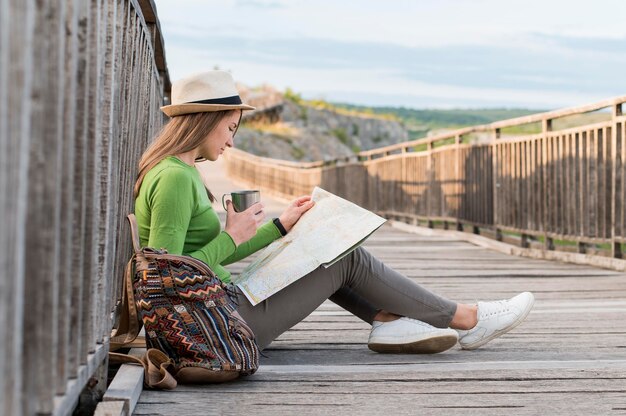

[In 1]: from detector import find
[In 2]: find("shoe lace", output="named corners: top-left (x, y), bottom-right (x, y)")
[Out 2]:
top-left (479, 299), bottom-right (510, 319)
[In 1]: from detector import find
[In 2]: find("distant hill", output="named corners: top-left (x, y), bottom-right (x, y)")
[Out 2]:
top-left (330, 103), bottom-right (545, 140)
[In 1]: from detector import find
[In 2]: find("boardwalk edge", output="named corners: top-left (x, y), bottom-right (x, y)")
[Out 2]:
top-left (103, 348), bottom-right (146, 415)
top-left (389, 221), bottom-right (626, 273)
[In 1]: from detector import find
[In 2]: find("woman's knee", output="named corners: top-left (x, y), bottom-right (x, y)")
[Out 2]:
top-left (352, 246), bottom-right (376, 268)
top-left (342, 246), bottom-right (377, 284)
top-left (350, 246), bottom-right (370, 262)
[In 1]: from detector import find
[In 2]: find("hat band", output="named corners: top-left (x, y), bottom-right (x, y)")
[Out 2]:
top-left (187, 95), bottom-right (243, 105)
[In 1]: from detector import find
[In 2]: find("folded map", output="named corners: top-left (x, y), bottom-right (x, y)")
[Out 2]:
top-left (232, 187), bottom-right (386, 305)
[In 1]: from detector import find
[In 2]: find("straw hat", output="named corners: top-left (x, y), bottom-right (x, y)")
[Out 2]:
top-left (160, 71), bottom-right (255, 117)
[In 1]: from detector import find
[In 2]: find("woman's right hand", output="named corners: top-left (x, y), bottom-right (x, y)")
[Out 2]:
top-left (224, 201), bottom-right (265, 245)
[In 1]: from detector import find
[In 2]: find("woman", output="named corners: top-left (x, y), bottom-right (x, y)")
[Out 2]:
top-left (134, 71), bottom-right (534, 354)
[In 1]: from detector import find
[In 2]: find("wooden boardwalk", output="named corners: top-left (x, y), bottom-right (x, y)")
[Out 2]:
top-left (133, 159), bottom-right (626, 415)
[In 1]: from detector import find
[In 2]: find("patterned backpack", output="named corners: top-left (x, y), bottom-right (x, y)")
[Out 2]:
top-left (110, 214), bottom-right (259, 389)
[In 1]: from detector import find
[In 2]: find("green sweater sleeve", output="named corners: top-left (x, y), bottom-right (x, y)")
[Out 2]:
top-left (221, 221), bottom-right (282, 266)
top-left (147, 167), bottom-right (237, 268)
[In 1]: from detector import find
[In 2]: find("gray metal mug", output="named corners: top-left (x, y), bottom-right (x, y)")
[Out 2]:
top-left (222, 190), bottom-right (260, 212)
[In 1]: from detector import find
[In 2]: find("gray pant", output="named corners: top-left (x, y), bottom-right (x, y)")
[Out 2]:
top-left (236, 246), bottom-right (457, 350)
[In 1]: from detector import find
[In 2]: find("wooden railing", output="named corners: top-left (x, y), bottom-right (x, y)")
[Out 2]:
top-left (225, 96), bottom-right (626, 263)
top-left (1, 0), bottom-right (169, 414)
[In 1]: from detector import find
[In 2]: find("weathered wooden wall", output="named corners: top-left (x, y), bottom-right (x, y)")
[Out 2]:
top-left (225, 97), bottom-right (626, 264)
top-left (0, 0), bottom-right (169, 414)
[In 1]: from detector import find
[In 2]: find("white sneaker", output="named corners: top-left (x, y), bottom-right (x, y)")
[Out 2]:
top-left (457, 292), bottom-right (535, 350)
top-left (368, 317), bottom-right (459, 354)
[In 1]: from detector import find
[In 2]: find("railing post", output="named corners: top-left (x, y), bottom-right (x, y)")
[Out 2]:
top-left (493, 128), bottom-right (503, 241)
top-left (542, 118), bottom-right (555, 250)
top-left (455, 134), bottom-right (463, 232)
top-left (520, 234), bottom-right (529, 248)
top-left (611, 103), bottom-right (623, 258)
top-left (427, 141), bottom-right (434, 228)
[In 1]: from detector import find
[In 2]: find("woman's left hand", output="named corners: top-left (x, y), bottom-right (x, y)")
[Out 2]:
top-left (278, 195), bottom-right (315, 233)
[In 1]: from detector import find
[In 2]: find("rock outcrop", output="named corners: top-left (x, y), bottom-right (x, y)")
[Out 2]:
top-left (236, 86), bottom-right (408, 162)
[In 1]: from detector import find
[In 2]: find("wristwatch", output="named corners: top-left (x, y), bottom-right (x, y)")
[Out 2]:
top-left (272, 217), bottom-right (288, 236)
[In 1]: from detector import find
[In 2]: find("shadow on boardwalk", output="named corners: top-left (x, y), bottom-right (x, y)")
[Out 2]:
top-left (135, 159), bottom-right (626, 415)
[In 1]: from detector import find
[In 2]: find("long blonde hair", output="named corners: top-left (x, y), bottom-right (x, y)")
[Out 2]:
top-left (134, 110), bottom-right (241, 200)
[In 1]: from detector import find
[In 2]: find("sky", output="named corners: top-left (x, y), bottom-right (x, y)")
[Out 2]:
top-left (153, 0), bottom-right (626, 110)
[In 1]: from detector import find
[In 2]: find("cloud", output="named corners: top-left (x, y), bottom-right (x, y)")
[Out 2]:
top-left (165, 43), bottom-right (613, 110)
top-left (165, 32), bottom-right (624, 94)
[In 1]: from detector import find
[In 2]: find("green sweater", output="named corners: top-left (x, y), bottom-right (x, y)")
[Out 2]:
top-left (134, 156), bottom-right (282, 283)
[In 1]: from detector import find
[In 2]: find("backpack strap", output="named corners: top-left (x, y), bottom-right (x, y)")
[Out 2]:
top-left (109, 215), bottom-right (143, 350)
top-left (110, 254), bottom-right (141, 349)
top-left (109, 348), bottom-right (177, 390)
top-left (127, 213), bottom-right (142, 254)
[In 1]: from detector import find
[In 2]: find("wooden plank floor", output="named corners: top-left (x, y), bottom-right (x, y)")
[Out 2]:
top-left (134, 160), bottom-right (626, 415)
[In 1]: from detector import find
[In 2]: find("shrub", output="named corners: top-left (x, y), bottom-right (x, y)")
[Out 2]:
top-left (331, 128), bottom-right (349, 145)
top-left (291, 145), bottom-right (306, 160)
top-left (284, 87), bottom-right (303, 104)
